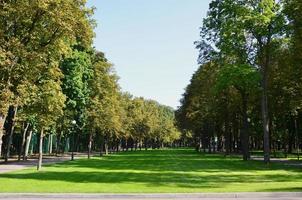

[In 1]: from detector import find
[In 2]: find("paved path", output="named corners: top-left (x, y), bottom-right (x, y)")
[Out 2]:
top-left (0, 155), bottom-right (83, 173)
top-left (0, 193), bottom-right (301, 200)
top-left (251, 156), bottom-right (302, 167)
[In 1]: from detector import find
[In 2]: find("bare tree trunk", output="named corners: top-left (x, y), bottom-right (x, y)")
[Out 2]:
top-left (37, 128), bottom-right (44, 171)
top-left (0, 114), bottom-right (6, 158)
top-left (49, 134), bottom-right (53, 154)
top-left (5, 106), bottom-right (18, 162)
top-left (19, 123), bottom-right (29, 161)
top-left (24, 129), bottom-right (32, 160)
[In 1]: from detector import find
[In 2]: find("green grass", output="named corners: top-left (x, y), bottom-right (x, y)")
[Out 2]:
top-left (0, 148), bottom-right (301, 193)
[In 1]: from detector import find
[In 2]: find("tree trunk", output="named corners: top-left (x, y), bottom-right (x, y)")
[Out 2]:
top-left (225, 113), bottom-right (231, 156)
top-left (88, 133), bottom-right (92, 159)
top-left (0, 114), bottom-right (6, 158)
top-left (56, 131), bottom-right (62, 155)
top-left (260, 37), bottom-right (271, 164)
top-left (144, 138), bottom-right (148, 151)
top-left (104, 134), bottom-right (109, 156)
top-left (37, 128), bottom-right (44, 171)
top-left (5, 106), bottom-right (18, 162)
top-left (19, 123), bottom-right (29, 161)
top-left (241, 92), bottom-right (250, 161)
top-left (100, 134), bottom-right (104, 156)
top-left (49, 134), bottom-right (53, 154)
top-left (24, 129), bottom-right (32, 160)
top-left (116, 139), bottom-right (120, 152)
top-left (294, 118), bottom-right (300, 160)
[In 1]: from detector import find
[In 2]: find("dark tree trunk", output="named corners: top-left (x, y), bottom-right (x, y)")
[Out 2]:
top-left (116, 139), bottom-right (120, 152)
top-left (225, 113), bottom-right (231, 156)
top-left (144, 138), bottom-right (148, 150)
top-left (100, 134), bottom-right (104, 156)
top-left (56, 131), bottom-right (62, 156)
top-left (5, 106), bottom-right (18, 162)
top-left (240, 92), bottom-right (250, 161)
top-left (260, 37), bottom-right (271, 164)
top-left (294, 118), bottom-right (300, 160)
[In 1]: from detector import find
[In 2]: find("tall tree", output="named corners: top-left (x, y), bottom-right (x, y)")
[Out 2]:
top-left (196, 0), bottom-right (285, 163)
top-left (0, 0), bottom-right (93, 159)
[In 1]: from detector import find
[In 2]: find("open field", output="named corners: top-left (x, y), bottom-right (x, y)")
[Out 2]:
top-left (0, 149), bottom-right (301, 193)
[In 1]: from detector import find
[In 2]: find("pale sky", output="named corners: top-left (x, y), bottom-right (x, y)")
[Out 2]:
top-left (87, 0), bottom-right (211, 108)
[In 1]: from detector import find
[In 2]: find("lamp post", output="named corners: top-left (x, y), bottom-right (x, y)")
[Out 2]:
top-left (71, 120), bottom-right (76, 161)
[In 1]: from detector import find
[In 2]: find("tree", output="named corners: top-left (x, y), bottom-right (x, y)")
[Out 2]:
top-left (0, 0), bottom-right (94, 159)
top-left (28, 65), bottom-right (66, 170)
top-left (86, 52), bottom-right (121, 155)
top-left (195, 0), bottom-right (285, 163)
top-left (215, 64), bottom-right (260, 160)
top-left (60, 46), bottom-right (93, 159)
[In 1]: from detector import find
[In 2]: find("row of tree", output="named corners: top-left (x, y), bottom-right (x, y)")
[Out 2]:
top-left (176, 0), bottom-right (302, 162)
top-left (0, 0), bottom-right (180, 170)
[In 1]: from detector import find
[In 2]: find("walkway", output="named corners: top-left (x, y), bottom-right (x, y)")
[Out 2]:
top-left (0, 193), bottom-right (301, 200)
top-left (0, 154), bottom-right (83, 173)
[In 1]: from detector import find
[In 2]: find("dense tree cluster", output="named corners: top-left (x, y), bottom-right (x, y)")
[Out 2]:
top-left (177, 0), bottom-right (302, 162)
top-left (0, 0), bottom-right (180, 170)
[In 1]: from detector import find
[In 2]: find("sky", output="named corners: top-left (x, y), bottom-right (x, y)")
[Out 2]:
top-left (87, 0), bottom-right (211, 109)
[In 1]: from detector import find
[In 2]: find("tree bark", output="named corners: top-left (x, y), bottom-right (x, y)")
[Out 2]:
top-left (0, 114), bottom-right (6, 158)
top-left (240, 92), bottom-right (250, 161)
top-left (294, 118), bottom-right (300, 160)
top-left (19, 123), bottom-right (29, 161)
top-left (5, 106), bottom-right (18, 162)
top-left (56, 131), bottom-right (63, 155)
top-left (225, 113), bottom-right (231, 156)
top-left (49, 134), bottom-right (53, 154)
top-left (37, 128), bottom-right (44, 171)
top-left (260, 35), bottom-right (271, 164)
top-left (24, 129), bottom-right (32, 160)
top-left (104, 135), bottom-right (109, 156)
top-left (100, 134), bottom-right (104, 156)
top-left (88, 133), bottom-right (92, 159)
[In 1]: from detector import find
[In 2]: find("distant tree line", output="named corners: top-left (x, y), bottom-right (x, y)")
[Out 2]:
top-left (0, 0), bottom-right (180, 170)
top-left (176, 0), bottom-right (302, 162)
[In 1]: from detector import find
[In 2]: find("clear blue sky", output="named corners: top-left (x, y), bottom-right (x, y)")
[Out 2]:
top-left (87, 0), bottom-right (211, 108)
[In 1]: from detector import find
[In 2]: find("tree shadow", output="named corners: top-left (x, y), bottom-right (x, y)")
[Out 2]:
top-left (0, 149), bottom-right (301, 192)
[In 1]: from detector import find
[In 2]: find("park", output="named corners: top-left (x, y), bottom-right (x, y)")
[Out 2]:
top-left (0, 0), bottom-right (302, 199)
top-left (0, 149), bottom-right (302, 193)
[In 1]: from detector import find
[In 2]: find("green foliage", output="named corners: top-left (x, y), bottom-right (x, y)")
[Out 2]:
top-left (179, 0), bottom-right (302, 160)
top-left (215, 64), bottom-right (261, 94)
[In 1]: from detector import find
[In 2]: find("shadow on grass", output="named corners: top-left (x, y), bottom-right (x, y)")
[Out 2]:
top-left (0, 149), bottom-right (301, 191)
top-left (53, 149), bottom-right (302, 173)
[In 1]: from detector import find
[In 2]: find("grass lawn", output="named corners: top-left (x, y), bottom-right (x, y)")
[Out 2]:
top-left (0, 148), bottom-right (301, 193)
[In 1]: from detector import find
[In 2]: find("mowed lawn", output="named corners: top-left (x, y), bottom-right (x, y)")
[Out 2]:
top-left (0, 149), bottom-right (301, 193)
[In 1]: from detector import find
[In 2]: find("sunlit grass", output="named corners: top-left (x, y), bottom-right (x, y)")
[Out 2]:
top-left (0, 149), bottom-right (301, 193)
